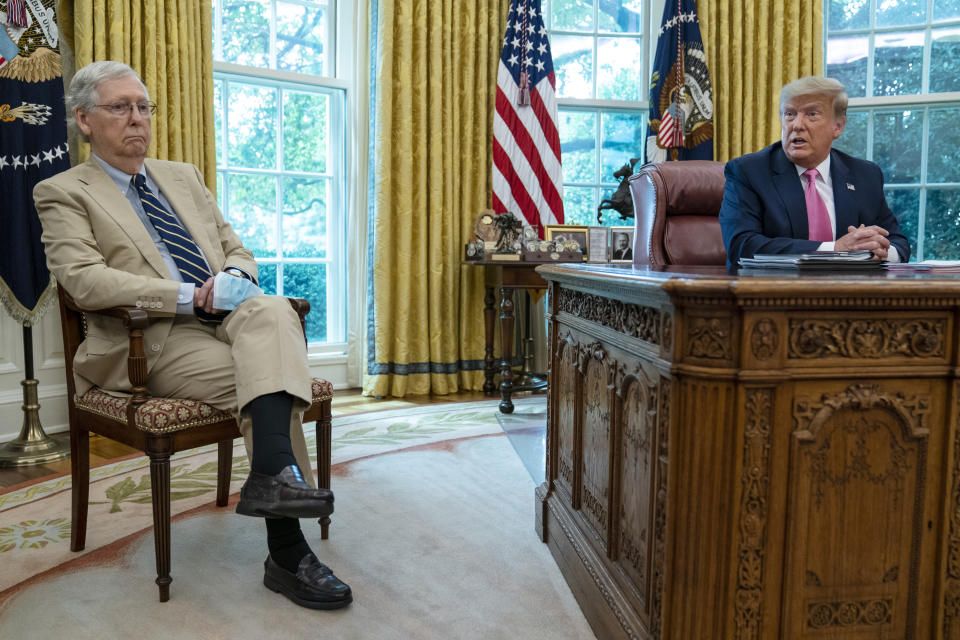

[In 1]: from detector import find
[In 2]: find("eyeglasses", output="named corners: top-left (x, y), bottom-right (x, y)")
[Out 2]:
top-left (95, 102), bottom-right (158, 118)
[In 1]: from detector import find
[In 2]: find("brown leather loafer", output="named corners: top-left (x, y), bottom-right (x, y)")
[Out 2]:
top-left (263, 553), bottom-right (353, 609)
top-left (236, 465), bottom-right (334, 519)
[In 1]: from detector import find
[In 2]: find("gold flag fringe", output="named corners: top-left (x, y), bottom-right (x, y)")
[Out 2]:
top-left (0, 48), bottom-right (63, 82)
top-left (0, 279), bottom-right (56, 327)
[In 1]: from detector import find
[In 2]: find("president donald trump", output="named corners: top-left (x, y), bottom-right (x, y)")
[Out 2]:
top-left (34, 61), bottom-right (351, 609)
top-left (719, 76), bottom-right (910, 265)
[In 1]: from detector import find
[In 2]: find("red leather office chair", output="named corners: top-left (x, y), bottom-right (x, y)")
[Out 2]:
top-left (628, 160), bottom-right (728, 266)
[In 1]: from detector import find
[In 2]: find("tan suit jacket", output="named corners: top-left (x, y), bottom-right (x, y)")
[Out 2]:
top-left (34, 157), bottom-right (257, 396)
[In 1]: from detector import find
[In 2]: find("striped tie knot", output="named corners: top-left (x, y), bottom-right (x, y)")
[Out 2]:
top-left (132, 174), bottom-right (213, 288)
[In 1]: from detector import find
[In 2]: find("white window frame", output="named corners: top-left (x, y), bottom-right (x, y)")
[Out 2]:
top-left (212, 0), bottom-right (355, 362)
top-left (825, 0), bottom-right (960, 260)
top-left (547, 0), bottom-right (657, 225)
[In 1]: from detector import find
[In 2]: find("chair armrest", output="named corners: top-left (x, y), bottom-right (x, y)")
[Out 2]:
top-left (286, 297), bottom-right (311, 343)
top-left (59, 288), bottom-right (153, 406)
top-left (59, 288), bottom-right (153, 330)
top-left (286, 297), bottom-right (310, 320)
top-left (61, 290), bottom-right (313, 402)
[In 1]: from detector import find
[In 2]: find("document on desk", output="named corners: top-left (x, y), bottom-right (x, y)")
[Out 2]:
top-left (887, 259), bottom-right (960, 273)
top-left (740, 251), bottom-right (884, 270)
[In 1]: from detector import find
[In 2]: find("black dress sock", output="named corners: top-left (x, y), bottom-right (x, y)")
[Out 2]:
top-left (266, 517), bottom-right (313, 573)
top-left (248, 391), bottom-right (298, 475)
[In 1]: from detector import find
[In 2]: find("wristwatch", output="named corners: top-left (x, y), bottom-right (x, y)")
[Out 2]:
top-left (223, 267), bottom-right (247, 279)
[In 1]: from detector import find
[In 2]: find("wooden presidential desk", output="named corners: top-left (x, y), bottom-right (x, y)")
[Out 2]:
top-left (535, 263), bottom-right (960, 640)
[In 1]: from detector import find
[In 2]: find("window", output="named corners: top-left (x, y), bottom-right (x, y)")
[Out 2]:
top-left (212, 0), bottom-right (347, 345)
top-left (826, 0), bottom-right (960, 260)
top-left (546, 0), bottom-right (649, 226)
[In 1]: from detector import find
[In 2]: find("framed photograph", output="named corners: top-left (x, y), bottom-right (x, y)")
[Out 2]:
top-left (544, 225), bottom-right (589, 261)
top-left (610, 226), bottom-right (635, 263)
top-left (586, 226), bottom-right (610, 263)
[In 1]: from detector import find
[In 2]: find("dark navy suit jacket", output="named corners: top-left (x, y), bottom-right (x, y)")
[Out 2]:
top-left (718, 142), bottom-right (910, 265)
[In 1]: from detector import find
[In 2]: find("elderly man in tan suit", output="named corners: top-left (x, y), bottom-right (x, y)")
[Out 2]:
top-left (34, 61), bottom-right (351, 610)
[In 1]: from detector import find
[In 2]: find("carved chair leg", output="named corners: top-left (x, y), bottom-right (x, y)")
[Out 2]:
top-left (70, 425), bottom-right (90, 552)
top-left (216, 439), bottom-right (233, 507)
top-left (147, 435), bottom-right (173, 602)
top-left (316, 399), bottom-right (332, 540)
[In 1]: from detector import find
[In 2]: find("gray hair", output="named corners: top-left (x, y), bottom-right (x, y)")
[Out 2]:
top-left (66, 61), bottom-right (150, 141)
top-left (780, 76), bottom-right (848, 120)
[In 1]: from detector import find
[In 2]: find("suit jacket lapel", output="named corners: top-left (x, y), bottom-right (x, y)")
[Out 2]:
top-left (830, 151), bottom-right (855, 235)
top-left (770, 144), bottom-right (809, 239)
top-left (145, 159), bottom-right (221, 274)
top-left (76, 158), bottom-right (170, 278)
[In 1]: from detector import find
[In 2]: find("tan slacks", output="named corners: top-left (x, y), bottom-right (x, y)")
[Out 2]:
top-left (145, 295), bottom-right (315, 483)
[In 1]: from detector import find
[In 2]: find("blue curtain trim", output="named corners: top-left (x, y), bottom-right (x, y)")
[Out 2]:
top-left (367, 356), bottom-right (523, 376)
top-left (365, 0), bottom-right (380, 369)
top-left (367, 358), bottom-right (522, 376)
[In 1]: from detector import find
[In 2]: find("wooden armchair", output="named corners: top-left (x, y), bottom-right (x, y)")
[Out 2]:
top-left (56, 286), bottom-right (333, 602)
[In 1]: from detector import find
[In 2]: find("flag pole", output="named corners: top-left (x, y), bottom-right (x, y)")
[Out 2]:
top-left (0, 325), bottom-right (70, 467)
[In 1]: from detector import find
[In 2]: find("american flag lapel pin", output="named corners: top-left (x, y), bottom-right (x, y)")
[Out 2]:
top-left (846, 183), bottom-right (855, 191)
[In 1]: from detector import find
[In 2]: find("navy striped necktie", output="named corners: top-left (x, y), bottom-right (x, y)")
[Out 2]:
top-left (133, 174), bottom-right (224, 325)
top-left (133, 174), bottom-right (212, 287)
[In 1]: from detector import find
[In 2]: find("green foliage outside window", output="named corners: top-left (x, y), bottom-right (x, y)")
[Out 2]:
top-left (827, 0), bottom-right (960, 260)
top-left (213, 0), bottom-right (342, 344)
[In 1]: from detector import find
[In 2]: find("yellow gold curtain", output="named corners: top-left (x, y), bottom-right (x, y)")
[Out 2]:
top-left (59, 0), bottom-right (215, 190)
top-left (363, 0), bottom-right (505, 397)
top-left (698, 0), bottom-right (823, 162)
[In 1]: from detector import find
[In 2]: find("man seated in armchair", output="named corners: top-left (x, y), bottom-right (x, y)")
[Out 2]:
top-left (34, 61), bottom-right (351, 610)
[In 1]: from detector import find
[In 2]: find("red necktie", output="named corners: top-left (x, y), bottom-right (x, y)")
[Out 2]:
top-left (803, 169), bottom-right (833, 242)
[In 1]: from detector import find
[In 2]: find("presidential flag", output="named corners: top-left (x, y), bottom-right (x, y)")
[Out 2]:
top-left (492, 0), bottom-right (563, 235)
top-left (646, 0), bottom-right (714, 162)
top-left (0, 0), bottom-right (68, 324)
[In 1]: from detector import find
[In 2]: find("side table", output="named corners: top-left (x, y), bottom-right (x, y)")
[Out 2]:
top-left (468, 261), bottom-right (547, 413)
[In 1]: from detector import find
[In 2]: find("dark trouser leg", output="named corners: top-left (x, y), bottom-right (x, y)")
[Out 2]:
top-left (266, 517), bottom-right (312, 572)
top-left (247, 391), bottom-right (297, 475)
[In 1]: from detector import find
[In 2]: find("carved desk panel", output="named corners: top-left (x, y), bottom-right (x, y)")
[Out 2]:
top-left (535, 264), bottom-right (960, 640)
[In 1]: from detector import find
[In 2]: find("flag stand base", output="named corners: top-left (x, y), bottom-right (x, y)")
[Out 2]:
top-left (0, 326), bottom-right (70, 467)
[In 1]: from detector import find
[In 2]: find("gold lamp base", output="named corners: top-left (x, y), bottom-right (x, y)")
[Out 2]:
top-left (0, 379), bottom-right (70, 468)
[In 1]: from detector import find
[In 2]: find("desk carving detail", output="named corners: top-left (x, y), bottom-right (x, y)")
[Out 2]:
top-left (688, 317), bottom-right (733, 360)
top-left (617, 366), bottom-right (658, 604)
top-left (750, 319), bottom-right (778, 360)
top-left (788, 318), bottom-right (944, 359)
top-left (555, 336), bottom-right (579, 496)
top-left (807, 599), bottom-right (894, 629)
top-left (735, 388), bottom-right (774, 639)
top-left (650, 379), bottom-right (670, 639)
top-left (557, 289), bottom-right (662, 344)
top-left (945, 396), bottom-right (960, 637)
top-left (790, 383), bottom-right (928, 637)
top-left (582, 348), bottom-right (612, 542)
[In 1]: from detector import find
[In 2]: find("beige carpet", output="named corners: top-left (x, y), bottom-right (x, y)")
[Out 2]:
top-left (0, 399), bottom-right (596, 639)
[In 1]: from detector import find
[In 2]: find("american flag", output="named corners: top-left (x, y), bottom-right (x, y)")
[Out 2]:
top-left (492, 0), bottom-right (563, 234)
top-left (657, 104), bottom-right (683, 148)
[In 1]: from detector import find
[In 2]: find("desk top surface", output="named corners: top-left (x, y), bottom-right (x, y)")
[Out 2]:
top-left (535, 263), bottom-right (960, 299)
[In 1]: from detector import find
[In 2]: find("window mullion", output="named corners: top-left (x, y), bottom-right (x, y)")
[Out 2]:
top-left (270, 0), bottom-right (278, 70)
top-left (275, 88), bottom-right (284, 296)
top-left (917, 106), bottom-right (931, 261)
